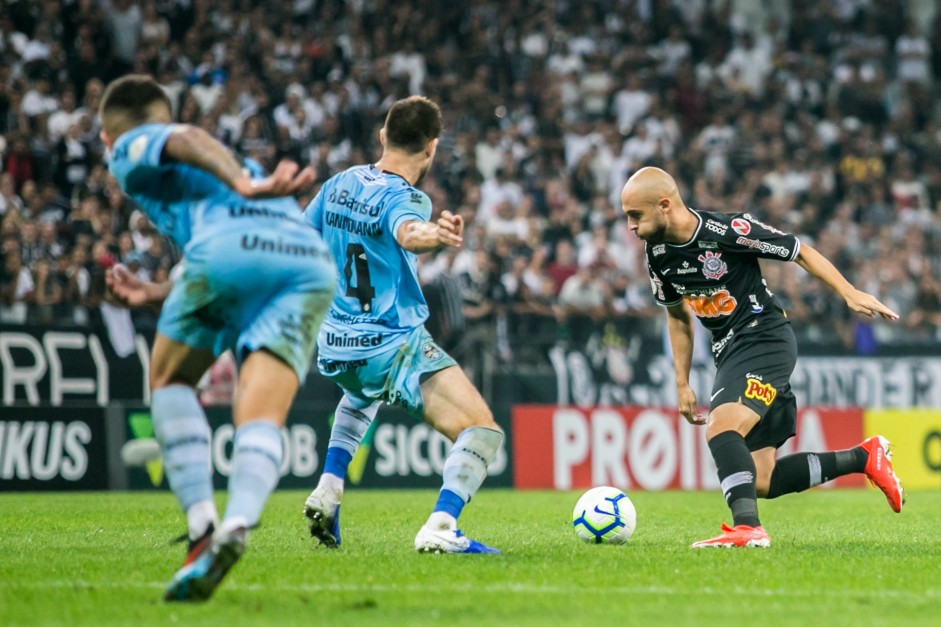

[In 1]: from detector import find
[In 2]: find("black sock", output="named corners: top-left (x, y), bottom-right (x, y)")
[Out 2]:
top-left (709, 430), bottom-right (760, 527)
top-left (766, 447), bottom-right (868, 499)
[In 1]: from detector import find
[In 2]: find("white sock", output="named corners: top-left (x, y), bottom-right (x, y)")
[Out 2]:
top-left (440, 427), bottom-right (504, 502)
top-left (222, 420), bottom-right (283, 529)
top-left (187, 499), bottom-right (218, 540)
top-left (316, 472), bottom-right (345, 501)
top-left (426, 511), bottom-right (457, 531)
top-left (152, 385), bottom-right (214, 519)
top-left (328, 396), bottom-right (379, 455)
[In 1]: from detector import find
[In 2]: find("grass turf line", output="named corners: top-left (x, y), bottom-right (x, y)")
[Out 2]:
top-left (0, 489), bottom-right (938, 626)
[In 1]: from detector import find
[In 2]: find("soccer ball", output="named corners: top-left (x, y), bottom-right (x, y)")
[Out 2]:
top-left (572, 486), bottom-right (636, 544)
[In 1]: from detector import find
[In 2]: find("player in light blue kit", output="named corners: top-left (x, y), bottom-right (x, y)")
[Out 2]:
top-left (302, 96), bottom-right (504, 554)
top-left (100, 75), bottom-right (336, 600)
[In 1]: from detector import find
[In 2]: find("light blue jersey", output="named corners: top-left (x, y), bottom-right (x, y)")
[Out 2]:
top-left (304, 165), bottom-right (433, 360)
top-left (108, 122), bottom-right (335, 381)
top-left (109, 123), bottom-right (305, 249)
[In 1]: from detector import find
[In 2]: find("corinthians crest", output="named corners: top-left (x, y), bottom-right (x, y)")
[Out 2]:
top-left (698, 251), bottom-right (728, 280)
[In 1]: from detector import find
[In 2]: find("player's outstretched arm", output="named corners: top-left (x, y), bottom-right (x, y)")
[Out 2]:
top-left (396, 209), bottom-right (464, 254)
top-left (795, 243), bottom-right (899, 320)
top-left (666, 302), bottom-right (704, 425)
top-left (163, 126), bottom-right (315, 199)
top-left (106, 263), bottom-right (171, 308)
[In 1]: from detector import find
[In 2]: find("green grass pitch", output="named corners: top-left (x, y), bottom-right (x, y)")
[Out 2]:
top-left (1, 489), bottom-right (939, 626)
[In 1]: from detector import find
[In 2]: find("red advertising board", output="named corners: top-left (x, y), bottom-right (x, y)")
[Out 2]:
top-left (512, 405), bottom-right (864, 490)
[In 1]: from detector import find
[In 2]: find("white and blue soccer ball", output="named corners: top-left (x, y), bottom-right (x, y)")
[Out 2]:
top-left (572, 486), bottom-right (636, 544)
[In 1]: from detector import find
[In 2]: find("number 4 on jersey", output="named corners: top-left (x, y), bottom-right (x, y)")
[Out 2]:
top-left (344, 243), bottom-right (375, 312)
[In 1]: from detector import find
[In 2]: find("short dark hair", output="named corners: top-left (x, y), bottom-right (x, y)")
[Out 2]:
top-left (99, 74), bottom-right (171, 130)
top-left (384, 96), bottom-right (442, 154)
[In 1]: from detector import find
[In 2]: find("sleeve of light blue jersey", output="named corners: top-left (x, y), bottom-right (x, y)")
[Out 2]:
top-left (109, 123), bottom-right (178, 194)
top-left (303, 184), bottom-right (327, 233)
top-left (386, 189), bottom-right (433, 240)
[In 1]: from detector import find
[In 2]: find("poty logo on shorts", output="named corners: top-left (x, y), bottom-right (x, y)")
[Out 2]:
top-left (744, 378), bottom-right (777, 406)
top-left (731, 218), bottom-right (751, 236)
top-left (697, 251), bottom-right (728, 280)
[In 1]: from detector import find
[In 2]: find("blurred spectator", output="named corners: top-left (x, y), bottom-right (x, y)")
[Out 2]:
top-left (31, 257), bottom-right (61, 324)
top-left (0, 249), bottom-right (33, 323)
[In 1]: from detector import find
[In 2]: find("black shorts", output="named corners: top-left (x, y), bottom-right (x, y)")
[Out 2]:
top-left (710, 323), bottom-right (798, 451)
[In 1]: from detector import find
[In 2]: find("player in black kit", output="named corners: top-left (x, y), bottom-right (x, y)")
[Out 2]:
top-left (622, 167), bottom-right (904, 548)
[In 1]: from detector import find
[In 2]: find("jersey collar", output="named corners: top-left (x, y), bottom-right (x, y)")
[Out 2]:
top-left (372, 164), bottom-right (409, 185)
top-left (667, 207), bottom-right (702, 248)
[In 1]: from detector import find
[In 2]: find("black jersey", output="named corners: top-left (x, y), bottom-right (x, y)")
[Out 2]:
top-left (645, 209), bottom-right (801, 357)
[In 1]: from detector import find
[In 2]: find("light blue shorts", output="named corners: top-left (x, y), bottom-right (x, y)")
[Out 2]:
top-left (157, 227), bottom-right (336, 382)
top-left (317, 326), bottom-right (457, 418)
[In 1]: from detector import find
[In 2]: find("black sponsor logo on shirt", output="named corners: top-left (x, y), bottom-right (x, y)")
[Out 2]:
top-left (327, 188), bottom-right (383, 216)
top-left (325, 211), bottom-right (383, 236)
top-left (229, 206), bottom-right (295, 221)
top-left (241, 235), bottom-right (331, 261)
top-left (319, 358), bottom-right (368, 374)
top-left (324, 332), bottom-right (384, 348)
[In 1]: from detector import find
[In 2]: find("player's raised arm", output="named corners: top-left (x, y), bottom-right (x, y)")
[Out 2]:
top-left (794, 242), bottom-right (899, 320)
top-left (665, 301), bottom-right (704, 425)
top-left (396, 209), bottom-right (464, 254)
top-left (163, 126), bottom-right (315, 199)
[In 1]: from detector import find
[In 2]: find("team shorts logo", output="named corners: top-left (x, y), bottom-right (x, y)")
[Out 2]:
top-left (684, 289), bottom-right (737, 318)
top-left (698, 251), bottom-right (728, 280)
top-left (744, 378), bottom-right (777, 406)
top-left (731, 218), bottom-right (751, 236)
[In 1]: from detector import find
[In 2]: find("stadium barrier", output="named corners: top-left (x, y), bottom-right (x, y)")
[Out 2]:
top-left (511, 405), bottom-right (866, 490)
top-left (4, 401), bottom-right (938, 492)
top-left (0, 403), bottom-right (514, 492)
top-left (3, 323), bottom-right (939, 491)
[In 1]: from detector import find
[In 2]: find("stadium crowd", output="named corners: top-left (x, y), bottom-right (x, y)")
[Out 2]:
top-left (2, 0), bottom-right (941, 367)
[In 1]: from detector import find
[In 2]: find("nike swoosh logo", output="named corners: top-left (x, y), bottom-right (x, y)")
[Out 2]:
top-left (710, 388), bottom-right (725, 402)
